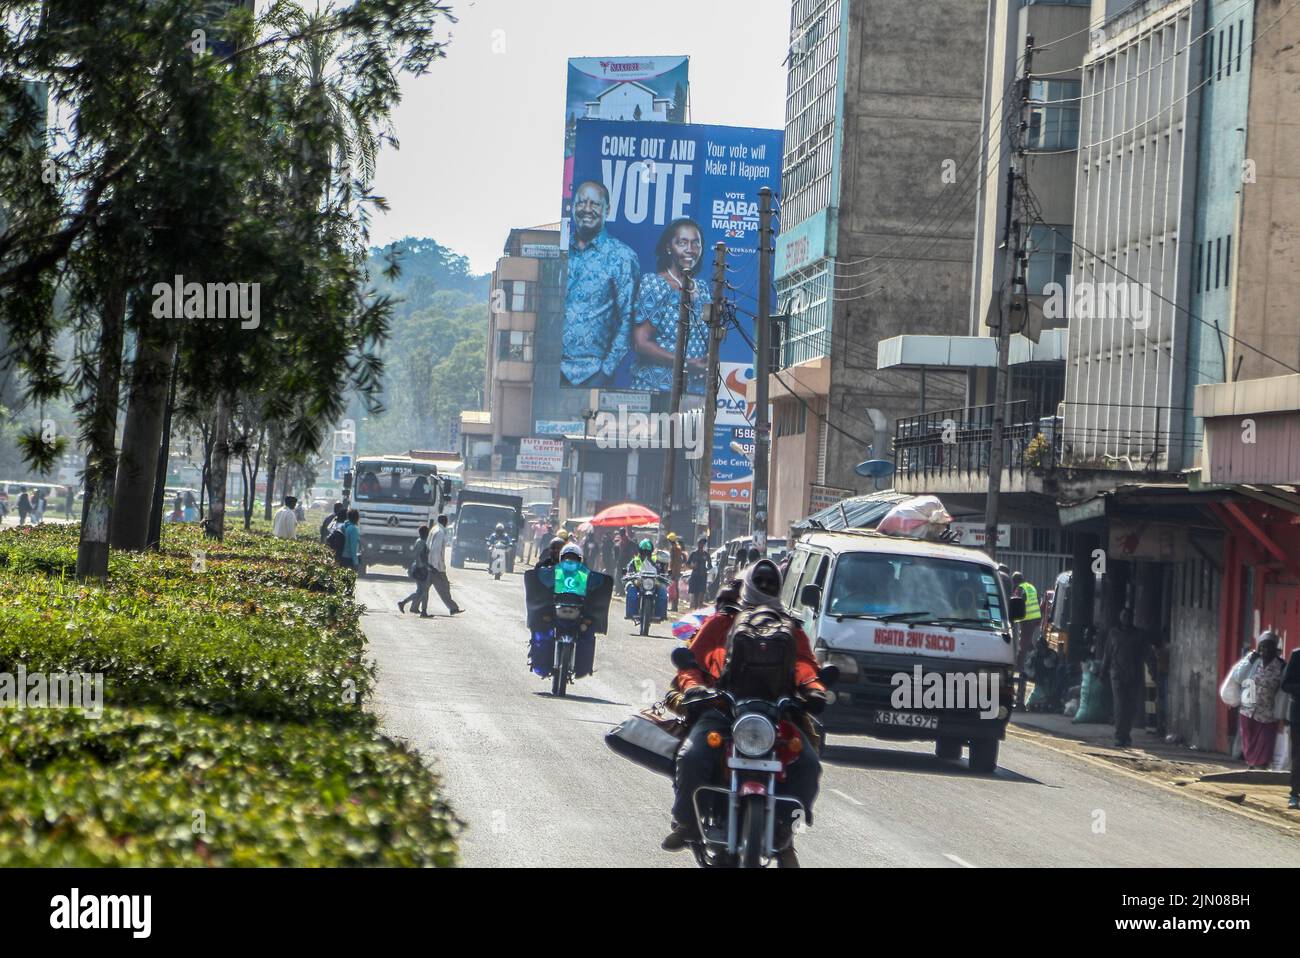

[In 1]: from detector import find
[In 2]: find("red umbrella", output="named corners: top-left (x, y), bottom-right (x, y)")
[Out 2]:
top-left (590, 503), bottom-right (661, 528)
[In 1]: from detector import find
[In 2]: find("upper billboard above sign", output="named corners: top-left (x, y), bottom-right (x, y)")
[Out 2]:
top-left (562, 56), bottom-right (690, 222)
top-left (560, 119), bottom-right (783, 395)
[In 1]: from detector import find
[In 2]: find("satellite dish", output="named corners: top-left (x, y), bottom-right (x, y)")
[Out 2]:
top-left (855, 460), bottom-right (895, 479)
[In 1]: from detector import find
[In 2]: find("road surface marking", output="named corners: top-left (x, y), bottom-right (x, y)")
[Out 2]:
top-left (944, 853), bottom-right (976, 868)
top-left (830, 788), bottom-right (864, 806)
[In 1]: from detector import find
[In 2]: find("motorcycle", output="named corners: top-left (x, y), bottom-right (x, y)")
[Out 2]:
top-left (523, 565), bottom-right (614, 699)
top-left (625, 566), bottom-right (668, 636)
top-left (487, 536), bottom-right (512, 580)
top-left (669, 646), bottom-right (838, 869)
top-left (547, 596), bottom-right (585, 697)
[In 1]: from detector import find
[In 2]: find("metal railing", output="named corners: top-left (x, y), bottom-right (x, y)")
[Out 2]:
top-left (893, 401), bottom-right (1049, 485)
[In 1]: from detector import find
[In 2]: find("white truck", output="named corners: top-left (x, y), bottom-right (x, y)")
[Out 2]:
top-left (350, 455), bottom-right (452, 577)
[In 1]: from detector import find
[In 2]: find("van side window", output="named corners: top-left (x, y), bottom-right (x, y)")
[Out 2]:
top-left (793, 553), bottom-right (827, 609)
top-left (782, 550), bottom-right (809, 607)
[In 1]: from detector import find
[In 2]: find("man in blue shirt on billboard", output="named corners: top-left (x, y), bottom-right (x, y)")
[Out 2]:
top-left (563, 180), bottom-right (639, 387)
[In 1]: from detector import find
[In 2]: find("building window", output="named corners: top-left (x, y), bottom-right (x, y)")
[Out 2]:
top-left (504, 280), bottom-right (528, 312)
top-left (776, 400), bottom-right (808, 438)
top-left (497, 330), bottom-right (533, 363)
top-left (1027, 80), bottom-right (1081, 151)
top-left (1026, 225), bottom-right (1073, 295)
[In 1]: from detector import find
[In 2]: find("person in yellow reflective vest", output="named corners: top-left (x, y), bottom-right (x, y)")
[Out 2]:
top-left (1012, 571), bottom-right (1041, 708)
top-left (625, 538), bottom-right (667, 623)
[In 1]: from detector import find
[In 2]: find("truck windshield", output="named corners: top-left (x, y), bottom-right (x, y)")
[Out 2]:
top-left (827, 553), bottom-right (1007, 629)
top-left (353, 465), bottom-right (437, 503)
top-left (457, 506), bottom-right (516, 536)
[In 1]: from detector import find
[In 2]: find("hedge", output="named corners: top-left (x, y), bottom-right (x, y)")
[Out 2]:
top-left (0, 523), bottom-right (460, 866)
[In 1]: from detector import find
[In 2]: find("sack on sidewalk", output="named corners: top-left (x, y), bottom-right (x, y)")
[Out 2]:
top-left (1073, 666), bottom-right (1113, 724)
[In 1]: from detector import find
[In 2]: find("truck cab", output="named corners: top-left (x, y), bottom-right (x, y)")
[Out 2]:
top-left (351, 457), bottom-right (450, 576)
top-left (784, 530), bottom-right (1025, 773)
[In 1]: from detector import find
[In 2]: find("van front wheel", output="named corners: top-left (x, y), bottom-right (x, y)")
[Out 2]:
top-left (968, 738), bottom-right (999, 774)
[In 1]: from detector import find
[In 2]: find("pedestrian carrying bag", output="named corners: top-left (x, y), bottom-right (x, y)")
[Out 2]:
top-left (1219, 654), bottom-right (1253, 708)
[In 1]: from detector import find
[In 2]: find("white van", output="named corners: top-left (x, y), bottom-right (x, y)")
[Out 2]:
top-left (782, 530), bottom-right (1024, 772)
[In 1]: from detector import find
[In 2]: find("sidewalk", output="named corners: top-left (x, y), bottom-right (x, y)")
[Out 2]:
top-left (1011, 709), bottom-right (1299, 833)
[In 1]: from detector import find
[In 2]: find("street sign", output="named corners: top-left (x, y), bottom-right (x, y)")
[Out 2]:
top-left (949, 522), bottom-right (1010, 549)
top-left (332, 455), bottom-right (352, 482)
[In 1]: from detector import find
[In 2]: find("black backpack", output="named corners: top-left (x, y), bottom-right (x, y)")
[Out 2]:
top-left (325, 524), bottom-right (345, 557)
top-left (718, 606), bottom-right (798, 700)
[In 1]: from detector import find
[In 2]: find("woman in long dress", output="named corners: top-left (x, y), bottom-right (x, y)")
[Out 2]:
top-left (1239, 631), bottom-right (1285, 769)
top-left (629, 218), bottom-right (711, 394)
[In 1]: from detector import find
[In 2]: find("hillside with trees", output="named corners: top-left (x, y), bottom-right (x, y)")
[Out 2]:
top-left (357, 237), bottom-right (490, 454)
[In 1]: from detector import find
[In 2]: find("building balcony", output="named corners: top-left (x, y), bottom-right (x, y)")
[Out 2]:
top-left (893, 400), bottom-right (1060, 497)
top-left (1195, 373), bottom-right (1300, 486)
top-left (495, 359), bottom-right (534, 384)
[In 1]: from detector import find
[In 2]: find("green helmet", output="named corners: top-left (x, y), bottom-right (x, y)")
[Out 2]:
top-left (639, 538), bottom-right (653, 552)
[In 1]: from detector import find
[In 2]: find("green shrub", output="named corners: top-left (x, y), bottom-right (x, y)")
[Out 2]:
top-left (0, 707), bottom-right (460, 866)
top-left (0, 522), bottom-right (460, 866)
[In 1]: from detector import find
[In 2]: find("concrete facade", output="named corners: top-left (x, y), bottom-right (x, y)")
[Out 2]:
top-left (769, 0), bottom-right (986, 536)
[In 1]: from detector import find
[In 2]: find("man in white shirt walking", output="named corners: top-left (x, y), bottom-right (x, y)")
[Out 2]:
top-left (426, 514), bottom-right (464, 615)
top-left (272, 496), bottom-right (299, 540)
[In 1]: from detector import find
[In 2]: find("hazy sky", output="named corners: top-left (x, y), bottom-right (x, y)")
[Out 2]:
top-left (371, 0), bottom-right (792, 273)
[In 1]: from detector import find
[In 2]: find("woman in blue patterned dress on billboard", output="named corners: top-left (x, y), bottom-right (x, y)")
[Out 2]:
top-left (629, 218), bottom-right (711, 394)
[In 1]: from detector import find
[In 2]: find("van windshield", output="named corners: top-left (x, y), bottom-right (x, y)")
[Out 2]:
top-left (827, 552), bottom-right (1007, 629)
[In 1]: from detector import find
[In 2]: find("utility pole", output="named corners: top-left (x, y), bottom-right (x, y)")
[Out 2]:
top-left (695, 242), bottom-right (728, 546)
top-left (751, 187), bottom-right (774, 550)
top-left (661, 272), bottom-right (694, 538)
top-left (984, 35), bottom-right (1034, 559)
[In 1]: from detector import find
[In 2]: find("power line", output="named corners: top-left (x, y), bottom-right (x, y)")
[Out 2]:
top-left (1023, 192), bottom-right (1300, 377)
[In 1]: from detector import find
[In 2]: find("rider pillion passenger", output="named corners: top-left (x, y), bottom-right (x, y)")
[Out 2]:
top-left (663, 559), bottom-right (827, 862)
top-left (536, 535), bottom-right (566, 569)
top-left (625, 537), bottom-right (667, 622)
top-left (523, 543), bottom-right (613, 680)
top-left (486, 522), bottom-right (512, 548)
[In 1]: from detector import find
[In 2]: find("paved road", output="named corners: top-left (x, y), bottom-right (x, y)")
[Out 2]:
top-left (362, 565), bottom-right (1300, 868)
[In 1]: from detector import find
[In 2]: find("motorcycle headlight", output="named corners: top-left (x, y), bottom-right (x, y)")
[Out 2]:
top-left (641, 574), bottom-right (657, 587)
top-left (732, 714), bottom-right (777, 757)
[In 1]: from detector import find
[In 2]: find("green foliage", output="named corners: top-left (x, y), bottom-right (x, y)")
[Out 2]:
top-left (359, 238), bottom-right (488, 452)
top-left (0, 707), bottom-right (459, 867)
top-left (0, 522), bottom-right (461, 865)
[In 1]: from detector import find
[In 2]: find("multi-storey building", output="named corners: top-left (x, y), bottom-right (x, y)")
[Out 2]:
top-left (767, 0), bottom-right (987, 536)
